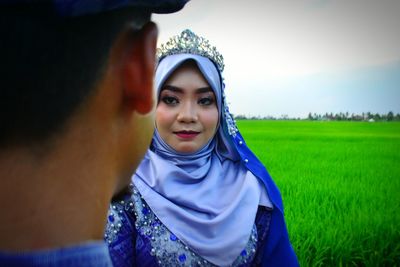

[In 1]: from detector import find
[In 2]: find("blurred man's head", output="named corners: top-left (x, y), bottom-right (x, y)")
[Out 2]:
top-left (0, 0), bottom-right (188, 252)
top-left (0, 1), bottom-right (186, 193)
top-left (0, 5), bottom-right (147, 147)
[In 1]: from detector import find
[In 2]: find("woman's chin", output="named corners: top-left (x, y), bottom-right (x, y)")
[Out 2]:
top-left (174, 144), bottom-right (199, 154)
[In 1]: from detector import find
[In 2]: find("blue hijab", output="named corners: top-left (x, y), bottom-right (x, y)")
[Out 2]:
top-left (133, 54), bottom-right (272, 266)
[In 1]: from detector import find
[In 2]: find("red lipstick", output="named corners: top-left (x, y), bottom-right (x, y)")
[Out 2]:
top-left (174, 130), bottom-right (199, 139)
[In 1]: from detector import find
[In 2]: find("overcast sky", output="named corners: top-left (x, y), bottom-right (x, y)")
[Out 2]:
top-left (153, 0), bottom-right (400, 118)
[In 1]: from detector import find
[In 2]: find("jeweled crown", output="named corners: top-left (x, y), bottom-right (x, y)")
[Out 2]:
top-left (156, 29), bottom-right (225, 72)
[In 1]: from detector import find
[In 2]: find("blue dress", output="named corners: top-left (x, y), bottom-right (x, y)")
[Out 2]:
top-left (105, 130), bottom-right (300, 267)
top-left (105, 186), bottom-right (280, 267)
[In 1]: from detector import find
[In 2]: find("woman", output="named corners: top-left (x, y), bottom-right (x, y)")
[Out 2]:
top-left (105, 30), bottom-right (298, 267)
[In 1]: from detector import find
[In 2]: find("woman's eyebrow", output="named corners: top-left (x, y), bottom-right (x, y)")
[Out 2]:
top-left (161, 85), bottom-right (183, 93)
top-left (161, 85), bottom-right (213, 94)
top-left (196, 87), bottom-right (213, 94)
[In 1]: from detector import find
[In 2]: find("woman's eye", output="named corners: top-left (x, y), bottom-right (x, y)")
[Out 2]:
top-left (198, 97), bottom-right (214, 106)
top-left (161, 96), bottom-right (179, 105)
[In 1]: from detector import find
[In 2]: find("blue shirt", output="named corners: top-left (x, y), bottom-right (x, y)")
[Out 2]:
top-left (0, 241), bottom-right (112, 267)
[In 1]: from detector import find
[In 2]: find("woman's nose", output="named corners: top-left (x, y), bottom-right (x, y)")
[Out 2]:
top-left (177, 101), bottom-right (198, 123)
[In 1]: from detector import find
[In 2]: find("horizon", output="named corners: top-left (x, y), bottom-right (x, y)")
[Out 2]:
top-left (233, 111), bottom-right (400, 120)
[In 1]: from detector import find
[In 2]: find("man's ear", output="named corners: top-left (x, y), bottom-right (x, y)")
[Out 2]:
top-left (122, 22), bottom-right (158, 114)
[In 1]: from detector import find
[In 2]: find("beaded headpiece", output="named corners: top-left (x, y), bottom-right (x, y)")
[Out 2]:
top-left (156, 29), bottom-right (225, 73)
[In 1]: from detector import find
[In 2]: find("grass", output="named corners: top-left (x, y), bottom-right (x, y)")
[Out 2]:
top-left (236, 120), bottom-right (400, 266)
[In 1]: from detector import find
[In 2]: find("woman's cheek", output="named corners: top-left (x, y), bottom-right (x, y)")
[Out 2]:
top-left (156, 106), bottom-right (175, 128)
top-left (203, 109), bottom-right (219, 130)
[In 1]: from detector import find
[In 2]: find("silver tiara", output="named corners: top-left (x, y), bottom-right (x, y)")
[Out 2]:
top-left (156, 29), bottom-right (225, 72)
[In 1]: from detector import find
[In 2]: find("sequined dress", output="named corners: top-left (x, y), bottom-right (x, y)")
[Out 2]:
top-left (105, 187), bottom-right (272, 267)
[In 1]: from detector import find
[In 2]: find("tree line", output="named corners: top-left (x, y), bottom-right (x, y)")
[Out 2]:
top-left (307, 111), bottom-right (399, 121)
top-left (234, 111), bottom-right (400, 121)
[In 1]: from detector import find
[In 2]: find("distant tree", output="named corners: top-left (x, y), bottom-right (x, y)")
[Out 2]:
top-left (387, 111), bottom-right (394, 121)
top-left (308, 112), bottom-right (313, 120)
top-left (334, 113), bottom-right (342, 121)
top-left (373, 113), bottom-right (381, 121)
top-left (234, 114), bottom-right (247, 120)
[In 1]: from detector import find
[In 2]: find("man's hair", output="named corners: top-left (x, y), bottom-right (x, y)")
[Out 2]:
top-left (0, 5), bottom-right (150, 147)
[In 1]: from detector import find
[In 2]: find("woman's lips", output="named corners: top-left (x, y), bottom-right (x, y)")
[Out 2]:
top-left (174, 131), bottom-right (200, 139)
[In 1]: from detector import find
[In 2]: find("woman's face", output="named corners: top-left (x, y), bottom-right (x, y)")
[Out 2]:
top-left (156, 61), bottom-right (219, 154)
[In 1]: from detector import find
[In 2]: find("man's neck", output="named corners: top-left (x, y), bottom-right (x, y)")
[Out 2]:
top-left (0, 131), bottom-right (116, 251)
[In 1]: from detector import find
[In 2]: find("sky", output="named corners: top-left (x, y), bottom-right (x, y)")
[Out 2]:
top-left (153, 0), bottom-right (400, 118)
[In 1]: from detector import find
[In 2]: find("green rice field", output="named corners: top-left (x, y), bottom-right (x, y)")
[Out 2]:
top-left (236, 120), bottom-right (400, 266)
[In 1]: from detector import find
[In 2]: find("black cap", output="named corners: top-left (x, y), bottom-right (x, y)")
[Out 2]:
top-left (0, 0), bottom-right (189, 16)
